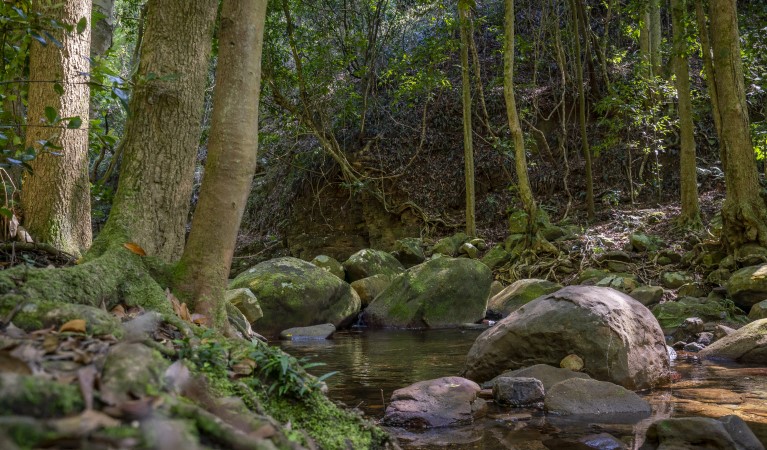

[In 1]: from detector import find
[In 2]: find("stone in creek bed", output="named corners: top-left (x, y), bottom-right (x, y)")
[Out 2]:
top-left (279, 323), bottom-right (335, 340)
top-left (492, 377), bottom-right (545, 407)
top-left (382, 377), bottom-right (487, 428)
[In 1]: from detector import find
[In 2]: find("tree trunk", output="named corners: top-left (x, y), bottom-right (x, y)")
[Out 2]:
top-left (176, 0), bottom-right (267, 327)
top-left (96, 0), bottom-right (218, 262)
top-left (91, 0), bottom-right (115, 56)
top-left (672, 0), bottom-right (701, 227)
top-left (639, 4), bottom-right (652, 77)
top-left (504, 0), bottom-right (536, 224)
top-left (710, 0), bottom-right (767, 249)
top-left (650, 0), bottom-right (663, 77)
top-left (21, 0), bottom-right (92, 256)
top-left (459, 4), bottom-right (476, 237)
top-left (695, 0), bottom-right (723, 162)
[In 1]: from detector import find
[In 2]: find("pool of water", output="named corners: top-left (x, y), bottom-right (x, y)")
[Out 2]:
top-left (279, 329), bottom-right (767, 449)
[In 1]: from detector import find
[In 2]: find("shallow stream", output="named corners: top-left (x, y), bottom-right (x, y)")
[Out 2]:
top-left (279, 329), bottom-right (767, 449)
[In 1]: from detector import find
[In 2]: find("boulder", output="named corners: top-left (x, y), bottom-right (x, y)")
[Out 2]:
top-left (310, 255), bottom-right (345, 279)
top-left (350, 274), bottom-right (391, 308)
top-left (727, 264), bottom-right (767, 311)
top-left (651, 297), bottom-right (745, 331)
top-left (225, 288), bottom-right (263, 323)
top-left (492, 377), bottom-right (544, 406)
top-left (382, 377), bottom-right (487, 428)
top-left (459, 243), bottom-right (479, 259)
top-left (481, 364), bottom-right (591, 390)
top-left (229, 257), bottom-right (361, 336)
top-left (640, 415), bottom-right (764, 450)
top-left (737, 244), bottom-right (767, 267)
top-left (487, 279), bottom-right (562, 317)
top-left (432, 233), bottom-right (469, 257)
top-left (279, 323), bottom-right (335, 341)
top-left (629, 285), bottom-right (664, 307)
top-left (462, 286), bottom-right (670, 390)
top-left (363, 257), bottom-right (491, 329)
top-left (596, 274), bottom-right (639, 293)
top-left (481, 245), bottom-right (511, 270)
top-left (661, 271), bottom-right (695, 289)
top-left (100, 342), bottom-right (169, 405)
top-left (392, 238), bottom-right (426, 268)
top-left (489, 281), bottom-right (504, 298)
top-left (698, 319), bottom-right (767, 364)
top-left (630, 233), bottom-right (662, 252)
top-left (678, 283), bottom-right (708, 298)
top-left (560, 354), bottom-right (584, 371)
top-left (749, 300), bottom-right (767, 320)
top-left (671, 317), bottom-right (705, 342)
top-left (544, 378), bottom-right (651, 418)
top-left (708, 269), bottom-right (733, 286)
top-left (342, 249), bottom-right (404, 283)
top-left (579, 268), bottom-right (609, 284)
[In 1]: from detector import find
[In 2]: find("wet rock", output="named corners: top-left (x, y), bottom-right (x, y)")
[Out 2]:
top-left (392, 238), bottom-right (426, 268)
top-left (596, 273), bottom-right (639, 293)
top-left (363, 257), bottom-right (491, 329)
top-left (487, 279), bottom-right (562, 317)
top-left (492, 377), bottom-right (544, 406)
top-left (662, 271), bottom-right (695, 289)
top-left (100, 342), bottom-right (169, 405)
top-left (230, 257), bottom-right (361, 336)
top-left (667, 346), bottom-right (678, 361)
top-left (432, 233), bottom-right (469, 257)
top-left (382, 377), bottom-right (487, 428)
top-left (576, 433), bottom-right (627, 450)
top-left (748, 300), bottom-right (767, 320)
top-left (343, 249), bottom-right (404, 282)
top-left (629, 285), bottom-right (664, 307)
top-left (225, 288), bottom-right (263, 323)
top-left (727, 264), bottom-right (767, 311)
top-left (630, 233), bottom-right (662, 252)
top-left (310, 254), bottom-right (345, 279)
top-left (350, 274), bottom-right (390, 308)
top-left (640, 415), bottom-right (764, 450)
top-left (279, 323), bottom-right (335, 340)
top-left (544, 378), bottom-right (651, 418)
top-left (684, 342), bottom-right (705, 352)
top-left (699, 319), bottom-right (767, 364)
top-left (481, 364), bottom-right (591, 390)
top-left (459, 243), bottom-right (479, 259)
top-left (481, 245), bottom-right (512, 270)
top-left (463, 286), bottom-right (670, 390)
top-left (560, 354), bottom-right (584, 371)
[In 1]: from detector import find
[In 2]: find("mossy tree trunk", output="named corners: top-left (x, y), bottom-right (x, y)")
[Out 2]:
top-left (504, 0), bottom-right (537, 229)
top-left (649, 0), bottom-right (662, 77)
top-left (671, 0), bottom-right (701, 228)
top-left (709, 0), bottom-right (767, 250)
top-left (96, 0), bottom-right (218, 263)
top-left (695, 0), bottom-right (724, 165)
top-left (176, 0), bottom-right (267, 328)
top-left (458, 2), bottom-right (476, 237)
top-left (21, 0), bottom-right (92, 256)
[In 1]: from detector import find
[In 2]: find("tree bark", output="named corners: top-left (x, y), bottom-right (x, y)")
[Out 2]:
top-left (672, 0), bottom-right (701, 227)
top-left (176, 0), bottom-right (267, 327)
top-left (91, 0), bottom-right (115, 56)
top-left (504, 0), bottom-right (536, 225)
top-left (96, 0), bottom-right (218, 262)
top-left (649, 0), bottom-right (663, 77)
top-left (21, 0), bottom-right (92, 256)
top-left (459, 4), bottom-right (476, 237)
top-left (695, 0), bottom-right (723, 162)
top-left (709, 0), bottom-right (767, 249)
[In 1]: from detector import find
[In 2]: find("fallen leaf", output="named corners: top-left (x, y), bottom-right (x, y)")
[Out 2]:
top-left (59, 319), bottom-right (86, 334)
top-left (166, 290), bottom-right (192, 323)
top-left (42, 334), bottom-right (59, 353)
top-left (190, 313), bottom-right (207, 326)
top-left (123, 242), bottom-right (147, 256)
top-left (111, 304), bottom-right (126, 319)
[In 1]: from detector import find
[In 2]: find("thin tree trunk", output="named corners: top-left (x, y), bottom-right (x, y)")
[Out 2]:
top-left (95, 0), bottom-right (218, 262)
top-left (650, 0), bottom-right (662, 77)
top-left (671, 0), bottom-right (700, 227)
top-left (459, 4), bottom-right (476, 237)
top-left (504, 0), bottom-right (536, 225)
top-left (710, 0), bottom-right (767, 249)
top-left (176, 0), bottom-right (267, 327)
top-left (695, 0), bottom-right (723, 162)
top-left (469, 17), bottom-right (494, 139)
top-left (640, 4), bottom-right (652, 77)
top-left (22, 0), bottom-right (92, 256)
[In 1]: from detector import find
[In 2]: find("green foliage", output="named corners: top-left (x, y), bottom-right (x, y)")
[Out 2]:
top-left (248, 340), bottom-right (337, 398)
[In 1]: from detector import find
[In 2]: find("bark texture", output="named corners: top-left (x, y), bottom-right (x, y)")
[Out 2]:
top-left (98, 0), bottom-right (218, 262)
top-left (91, 0), bottom-right (115, 56)
top-left (709, 0), bottom-right (767, 249)
top-left (459, 4), bottom-right (476, 237)
top-left (177, 0), bottom-right (268, 326)
top-left (22, 0), bottom-right (92, 256)
top-left (671, 0), bottom-right (700, 226)
top-left (504, 0), bottom-right (536, 223)
top-left (695, 0), bottom-right (723, 163)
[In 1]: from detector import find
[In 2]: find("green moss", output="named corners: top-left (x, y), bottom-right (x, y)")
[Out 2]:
top-left (0, 375), bottom-right (84, 418)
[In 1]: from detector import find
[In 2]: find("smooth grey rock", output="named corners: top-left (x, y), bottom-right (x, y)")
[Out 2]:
top-left (481, 364), bottom-right (591, 390)
top-left (279, 323), bottom-right (335, 340)
top-left (699, 319), bottom-right (767, 364)
top-left (544, 378), bottom-right (651, 418)
top-left (350, 274), bottom-right (391, 308)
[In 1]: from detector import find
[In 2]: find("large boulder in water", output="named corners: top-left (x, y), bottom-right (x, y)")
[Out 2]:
top-left (362, 257), bottom-right (491, 329)
top-left (382, 377), bottom-right (487, 428)
top-left (698, 319), bottom-right (767, 364)
top-left (229, 257), bottom-right (361, 336)
top-left (462, 286), bottom-right (670, 390)
top-left (342, 249), bottom-right (404, 282)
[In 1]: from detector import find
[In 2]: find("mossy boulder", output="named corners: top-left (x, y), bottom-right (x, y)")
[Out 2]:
top-left (0, 374), bottom-right (84, 417)
top-left (342, 249), bottom-right (404, 283)
top-left (362, 257), bottom-right (492, 329)
top-left (661, 271), bottom-right (695, 289)
top-left (481, 245), bottom-right (512, 270)
top-left (459, 242), bottom-right (479, 259)
top-left (749, 300), bottom-right (767, 320)
top-left (310, 255), bottom-right (345, 279)
top-left (100, 342), bottom-right (169, 405)
top-left (596, 273), bottom-right (639, 293)
top-left (629, 285), bottom-right (664, 307)
top-left (651, 297), bottom-right (747, 331)
top-left (230, 257), bottom-right (361, 336)
top-left (736, 243), bottom-right (767, 266)
top-left (629, 233), bottom-right (663, 252)
top-left (487, 279), bottom-right (562, 317)
top-left (432, 233), bottom-right (469, 257)
top-left (225, 288), bottom-right (263, 323)
top-left (699, 319), bottom-right (767, 364)
top-left (392, 238), bottom-right (426, 267)
top-left (350, 274), bottom-right (391, 308)
top-left (578, 268), bottom-right (609, 284)
top-left (727, 264), bottom-right (767, 311)
top-left (43, 303), bottom-right (122, 337)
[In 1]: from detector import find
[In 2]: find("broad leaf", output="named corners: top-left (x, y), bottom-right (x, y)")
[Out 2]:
top-left (67, 117), bottom-right (82, 129)
top-left (76, 17), bottom-right (87, 34)
top-left (44, 106), bottom-right (57, 123)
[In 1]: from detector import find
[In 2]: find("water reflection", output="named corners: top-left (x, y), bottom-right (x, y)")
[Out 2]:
top-left (279, 330), bottom-right (767, 449)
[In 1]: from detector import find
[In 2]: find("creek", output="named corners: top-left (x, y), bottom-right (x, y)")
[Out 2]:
top-left (280, 329), bottom-right (767, 449)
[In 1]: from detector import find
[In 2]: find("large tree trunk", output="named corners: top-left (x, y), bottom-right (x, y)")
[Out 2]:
top-left (459, 4), bottom-right (476, 237)
top-left (695, 0), bottom-right (723, 164)
top-left (672, 0), bottom-right (701, 227)
top-left (21, 0), bottom-right (92, 256)
top-left (710, 0), bottom-right (767, 249)
top-left (176, 0), bottom-right (267, 327)
top-left (504, 0), bottom-right (536, 224)
top-left (96, 0), bottom-right (218, 262)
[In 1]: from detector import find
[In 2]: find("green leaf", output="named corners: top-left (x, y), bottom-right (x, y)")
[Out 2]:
top-left (76, 17), bottom-right (87, 34)
top-left (53, 82), bottom-right (64, 95)
top-left (0, 207), bottom-right (12, 220)
top-left (44, 106), bottom-right (57, 123)
top-left (67, 117), bottom-right (82, 129)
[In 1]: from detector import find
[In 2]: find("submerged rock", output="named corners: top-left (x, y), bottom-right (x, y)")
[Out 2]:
top-left (343, 249), bottom-right (404, 282)
top-left (462, 286), bottom-right (670, 390)
top-left (698, 319), bottom-right (767, 364)
top-left (487, 279), bottom-right (562, 317)
top-left (382, 377), bottom-right (487, 428)
top-left (363, 257), bottom-right (491, 329)
top-left (640, 415), bottom-right (764, 450)
top-left (544, 378), bottom-right (651, 418)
